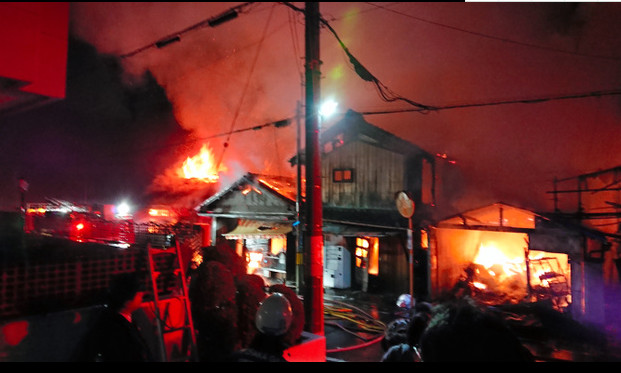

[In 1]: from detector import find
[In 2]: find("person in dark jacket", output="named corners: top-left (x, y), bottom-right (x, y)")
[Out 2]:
top-left (77, 272), bottom-right (154, 362)
top-left (381, 311), bottom-right (430, 362)
top-left (419, 297), bottom-right (534, 362)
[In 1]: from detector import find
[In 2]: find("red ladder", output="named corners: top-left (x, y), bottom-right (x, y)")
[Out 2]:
top-left (146, 240), bottom-right (197, 362)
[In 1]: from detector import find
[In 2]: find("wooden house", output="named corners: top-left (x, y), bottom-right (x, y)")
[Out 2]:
top-left (317, 109), bottom-right (436, 296)
top-left (197, 109), bottom-right (438, 297)
top-left (195, 173), bottom-right (298, 281)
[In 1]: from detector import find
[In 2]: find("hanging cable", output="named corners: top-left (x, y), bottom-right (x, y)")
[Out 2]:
top-left (120, 2), bottom-right (258, 58)
top-left (321, 19), bottom-right (436, 113)
top-left (287, 6), bottom-right (305, 86)
top-left (280, 2), bottom-right (436, 113)
top-left (357, 88), bottom-right (621, 116)
top-left (215, 4), bottom-right (276, 172)
top-left (366, 2), bottom-right (621, 62)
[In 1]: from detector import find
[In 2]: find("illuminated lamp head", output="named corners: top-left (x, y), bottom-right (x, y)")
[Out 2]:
top-left (116, 202), bottom-right (130, 216)
top-left (319, 99), bottom-right (338, 119)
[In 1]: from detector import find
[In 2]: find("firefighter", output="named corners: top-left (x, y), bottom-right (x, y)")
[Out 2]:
top-left (229, 292), bottom-right (293, 362)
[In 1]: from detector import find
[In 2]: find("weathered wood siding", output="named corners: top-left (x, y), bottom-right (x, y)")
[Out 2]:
top-left (322, 141), bottom-right (406, 208)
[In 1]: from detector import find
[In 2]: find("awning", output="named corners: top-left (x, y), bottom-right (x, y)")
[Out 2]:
top-left (222, 220), bottom-right (292, 240)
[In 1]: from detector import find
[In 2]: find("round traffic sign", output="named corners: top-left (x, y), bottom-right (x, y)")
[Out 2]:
top-left (396, 191), bottom-right (414, 218)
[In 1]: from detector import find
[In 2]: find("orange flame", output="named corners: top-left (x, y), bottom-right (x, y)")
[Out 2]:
top-left (178, 144), bottom-right (227, 183)
top-left (473, 242), bottom-right (524, 279)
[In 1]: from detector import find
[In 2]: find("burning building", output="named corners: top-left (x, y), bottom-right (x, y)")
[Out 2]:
top-left (195, 172), bottom-right (297, 280)
top-left (197, 109), bottom-right (439, 296)
top-left (428, 202), bottom-right (610, 326)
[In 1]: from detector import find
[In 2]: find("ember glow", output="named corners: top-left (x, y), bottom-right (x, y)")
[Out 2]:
top-left (179, 144), bottom-right (227, 183)
top-left (247, 251), bottom-right (263, 273)
top-left (466, 236), bottom-right (571, 308)
top-left (473, 242), bottom-right (525, 280)
top-left (469, 240), bottom-right (528, 300)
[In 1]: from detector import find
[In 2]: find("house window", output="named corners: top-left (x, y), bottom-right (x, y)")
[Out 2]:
top-left (333, 168), bottom-right (354, 183)
top-left (422, 158), bottom-right (434, 205)
top-left (355, 237), bottom-right (379, 275)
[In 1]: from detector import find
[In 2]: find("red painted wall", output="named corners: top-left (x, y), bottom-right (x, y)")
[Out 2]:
top-left (0, 2), bottom-right (69, 99)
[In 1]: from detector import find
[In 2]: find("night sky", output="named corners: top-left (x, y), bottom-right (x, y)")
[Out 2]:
top-left (2, 2), bottom-right (621, 222)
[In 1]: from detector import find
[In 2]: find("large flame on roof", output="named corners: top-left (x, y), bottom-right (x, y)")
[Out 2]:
top-left (179, 144), bottom-right (227, 183)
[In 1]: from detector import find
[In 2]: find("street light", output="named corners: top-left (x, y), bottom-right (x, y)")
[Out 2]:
top-left (319, 99), bottom-right (338, 120)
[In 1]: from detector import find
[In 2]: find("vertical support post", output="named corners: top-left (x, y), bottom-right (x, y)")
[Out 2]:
top-left (296, 100), bottom-right (305, 292)
top-left (408, 218), bottom-right (413, 299)
top-left (525, 241), bottom-right (532, 300)
top-left (210, 217), bottom-right (217, 246)
top-left (303, 2), bottom-right (324, 335)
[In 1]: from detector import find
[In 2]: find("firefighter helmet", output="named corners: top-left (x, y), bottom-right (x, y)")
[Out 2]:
top-left (396, 293), bottom-right (413, 309)
top-left (255, 292), bottom-right (293, 336)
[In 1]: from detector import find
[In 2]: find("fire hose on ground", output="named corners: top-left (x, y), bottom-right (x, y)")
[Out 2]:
top-left (323, 298), bottom-right (386, 354)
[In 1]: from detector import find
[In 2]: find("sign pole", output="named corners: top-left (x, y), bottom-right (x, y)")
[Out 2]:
top-left (408, 218), bottom-right (413, 298)
top-left (396, 191), bottom-right (415, 300)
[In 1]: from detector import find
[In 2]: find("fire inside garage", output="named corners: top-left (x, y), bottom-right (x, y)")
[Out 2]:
top-left (429, 202), bottom-right (608, 324)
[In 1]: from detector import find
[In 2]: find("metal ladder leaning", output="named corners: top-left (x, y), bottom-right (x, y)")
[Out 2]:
top-left (146, 239), bottom-right (197, 362)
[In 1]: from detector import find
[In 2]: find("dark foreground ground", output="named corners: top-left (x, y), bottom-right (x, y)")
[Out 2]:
top-left (322, 287), bottom-right (621, 362)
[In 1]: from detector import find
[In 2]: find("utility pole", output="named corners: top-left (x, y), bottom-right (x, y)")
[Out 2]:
top-left (303, 1), bottom-right (324, 335)
top-left (296, 100), bottom-right (305, 292)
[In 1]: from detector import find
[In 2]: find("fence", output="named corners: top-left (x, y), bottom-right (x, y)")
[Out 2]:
top-left (0, 226), bottom-right (203, 320)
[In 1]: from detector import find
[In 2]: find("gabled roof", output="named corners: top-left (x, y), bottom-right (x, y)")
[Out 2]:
top-left (290, 109), bottom-right (434, 165)
top-left (438, 202), bottom-right (540, 230)
top-left (195, 173), bottom-right (296, 221)
top-left (321, 109), bottom-right (433, 159)
top-left (436, 201), bottom-right (608, 242)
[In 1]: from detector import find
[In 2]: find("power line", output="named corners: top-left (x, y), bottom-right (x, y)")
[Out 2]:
top-left (215, 4), bottom-right (276, 171)
top-left (132, 117), bottom-right (293, 157)
top-left (357, 88), bottom-right (621, 116)
top-left (319, 14), bottom-right (436, 112)
top-left (281, 2), bottom-right (436, 113)
top-left (90, 87), bottom-right (619, 163)
top-left (119, 2), bottom-right (258, 58)
top-left (366, 2), bottom-right (621, 62)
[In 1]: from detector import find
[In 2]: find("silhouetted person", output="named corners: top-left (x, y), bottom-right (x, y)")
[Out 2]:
top-left (419, 297), bottom-right (534, 362)
top-left (229, 292), bottom-right (293, 362)
top-left (381, 308), bottom-right (430, 362)
top-left (76, 272), bottom-right (154, 362)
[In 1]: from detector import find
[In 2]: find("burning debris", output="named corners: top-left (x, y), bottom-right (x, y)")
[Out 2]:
top-left (452, 244), bottom-right (571, 311)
